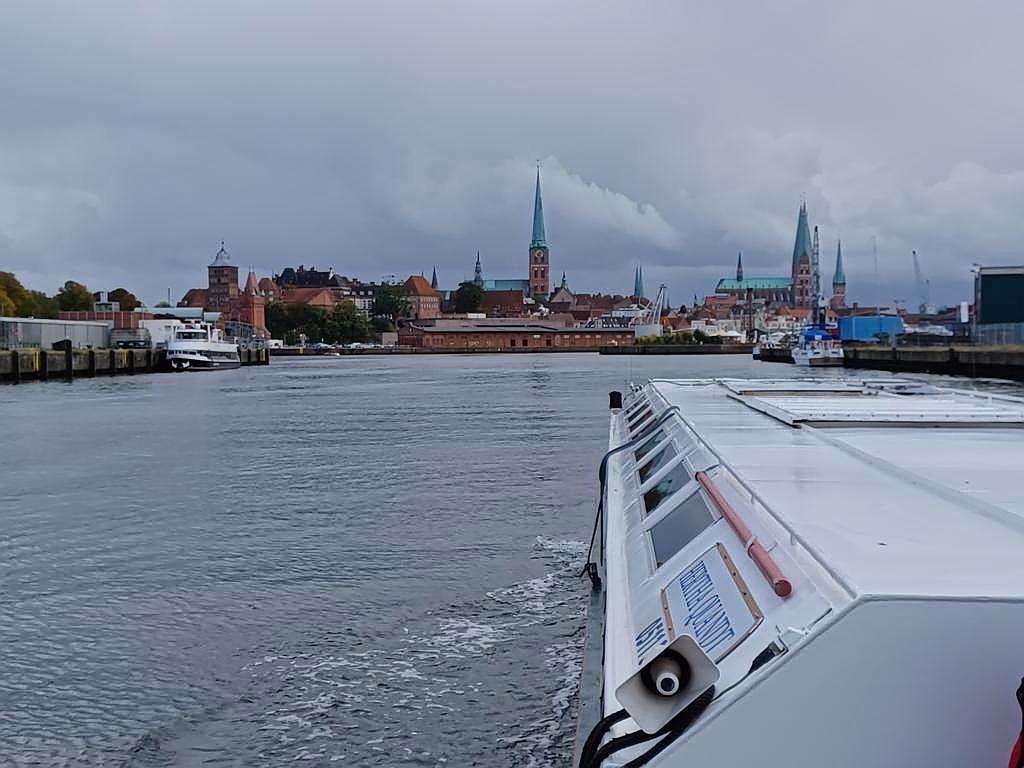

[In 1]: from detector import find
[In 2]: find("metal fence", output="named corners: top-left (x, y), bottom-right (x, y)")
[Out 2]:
top-left (974, 322), bottom-right (1024, 345)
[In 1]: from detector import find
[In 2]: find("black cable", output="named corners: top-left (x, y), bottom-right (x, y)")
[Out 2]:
top-left (620, 687), bottom-right (715, 767)
top-left (577, 708), bottom-right (629, 768)
top-left (582, 686), bottom-right (714, 768)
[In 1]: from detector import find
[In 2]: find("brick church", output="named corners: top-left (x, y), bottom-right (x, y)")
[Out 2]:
top-left (714, 202), bottom-right (846, 311)
top-left (468, 166), bottom-right (552, 302)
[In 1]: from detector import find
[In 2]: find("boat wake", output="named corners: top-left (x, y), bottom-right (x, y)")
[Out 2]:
top-left (128, 536), bottom-right (589, 767)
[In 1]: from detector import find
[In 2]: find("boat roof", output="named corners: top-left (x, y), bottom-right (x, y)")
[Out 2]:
top-left (645, 377), bottom-right (1024, 600)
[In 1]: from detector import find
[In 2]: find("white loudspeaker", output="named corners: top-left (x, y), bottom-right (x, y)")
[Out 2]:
top-left (614, 633), bottom-right (720, 734)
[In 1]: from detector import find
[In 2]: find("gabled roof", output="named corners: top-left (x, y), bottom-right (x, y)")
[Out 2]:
top-left (277, 287), bottom-right (337, 306)
top-left (404, 275), bottom-right (441, 297)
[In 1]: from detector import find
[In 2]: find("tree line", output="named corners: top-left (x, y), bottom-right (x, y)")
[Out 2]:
top-left (0, 272), bottom-right (146, 318)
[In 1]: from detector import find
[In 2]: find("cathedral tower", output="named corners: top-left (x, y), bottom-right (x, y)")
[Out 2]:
top-left (529, 167), bottom-right (550, 298)
top-left (791, 203), bottom-right (813, 309)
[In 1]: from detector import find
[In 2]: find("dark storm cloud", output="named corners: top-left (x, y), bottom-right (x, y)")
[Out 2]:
top-left (2, 1), bottom-right (1023, 306)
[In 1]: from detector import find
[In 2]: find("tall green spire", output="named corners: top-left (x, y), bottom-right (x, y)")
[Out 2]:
top-left (531, 167), bottom-right (547, 248)
top-left (792, 202), bottom-right (812, 267)
top-left (833, 240), bottom-right (846, 285)
top-left (634, 266), bottom-right (644, 299)
top-left (430, 266), bottom-right (438, 290)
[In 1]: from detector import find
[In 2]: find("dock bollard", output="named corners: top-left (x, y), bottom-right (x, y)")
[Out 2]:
top-left (609, 391), bottom-right (623, 409)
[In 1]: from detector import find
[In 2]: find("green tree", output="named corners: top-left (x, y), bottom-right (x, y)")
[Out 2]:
top-left (453, 280), bottom-right (483, 313)
top-left (107, 288), bottom-right (141, 311)
top-left (323, 301), bottom-right (370, 344)
top-left (371, 283), bottom-right (410, 322)
top-left (56, 280), bottom-right (94, 311)
top-left (18, 291), bottom-right (59, 319)
top-left (154, 301), bottom-right (172, 308)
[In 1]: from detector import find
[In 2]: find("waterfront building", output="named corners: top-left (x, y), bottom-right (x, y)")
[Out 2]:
top-left (403, 275), bottom-right (443, 320)
top-left (398, 320), bottom-right (633, 350)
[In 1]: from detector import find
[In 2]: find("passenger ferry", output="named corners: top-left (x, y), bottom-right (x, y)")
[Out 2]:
top-left (166, 322), bottom-right (241, 371)
top-left (574, 377), bottom-right (1024, 767)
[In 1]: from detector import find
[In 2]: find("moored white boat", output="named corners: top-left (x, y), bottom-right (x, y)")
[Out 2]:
top-left (574, 377), bottom-right (1024, 767)
top-left (791, 328), bottom-right (843, 367)
top-left (166, 322), bottom-right (241, 370)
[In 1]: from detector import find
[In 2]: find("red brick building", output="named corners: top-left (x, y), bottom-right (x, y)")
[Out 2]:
top-left (480, 289), bottom-right (526, 317)
top-left (399, 322), bottom-right (633, 351)
top-left (178, 242), bottom-right (267, 336)
top-left (403, 275), bottom-right (442, 320)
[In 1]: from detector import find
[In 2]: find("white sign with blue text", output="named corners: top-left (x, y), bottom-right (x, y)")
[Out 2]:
top-left (662, 543), bottom-right (761, 662)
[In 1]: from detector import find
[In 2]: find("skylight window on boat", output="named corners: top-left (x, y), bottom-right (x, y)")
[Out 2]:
top-left (627, 407), bottom-right (653, 429)
top-left (637, 445), bottom-right (676, 484)
top-left (630, 416), bottom-right (663, 443)
top-left (642, 461), bottom-right (693, 516)
top-left (634, 430), bottom-right (666, 462)
top-left (649, 489), bottom-right (715, 567)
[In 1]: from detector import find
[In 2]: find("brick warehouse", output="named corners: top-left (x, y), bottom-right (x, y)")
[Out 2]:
top-left (399, 322), bottom-right (633, 351)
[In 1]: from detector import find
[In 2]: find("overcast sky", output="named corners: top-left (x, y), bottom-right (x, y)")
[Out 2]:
top-left (3, 1), bottom-right (1023, 307)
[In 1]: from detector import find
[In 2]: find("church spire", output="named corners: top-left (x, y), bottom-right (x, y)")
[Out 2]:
top-left (792, 202), bottom-right (812, 268)
top-left (833, 240), bottom-right (846, 285)
top-left (473, 251), bottom-right (483, 287)
top-left (430, 266), bottom-right (438, 290)
top-left (531, 166), bottom-right (547, 248)
top-left (736, 251), bottom-right (744, 281)
top-left (560, 271), bottom-right (567, 289)
top-left (634, 266), bottom-right (645, 299)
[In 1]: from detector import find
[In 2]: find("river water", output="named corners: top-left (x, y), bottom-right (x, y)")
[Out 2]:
top-left (2, 355), bottom-right (1018, 767)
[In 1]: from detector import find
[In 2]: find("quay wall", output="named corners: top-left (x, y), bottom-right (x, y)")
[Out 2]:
top-left (843, 345), bottom-right (1024, 381)
top-left (272, 346), bottom-right (610, 356)
top-left (1, 346), bottom-right (269, 384)
top-left (599, 344), bottom-right (754, 355)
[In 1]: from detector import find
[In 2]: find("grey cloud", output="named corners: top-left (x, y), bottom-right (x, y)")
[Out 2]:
top-left (1, 0), bottom-right (1023, 305)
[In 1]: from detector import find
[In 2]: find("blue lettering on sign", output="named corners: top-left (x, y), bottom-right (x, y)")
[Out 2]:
top-left (634, 616), bottom-right (668, 665)
top-left (678, 560), bottom-right (736, 655)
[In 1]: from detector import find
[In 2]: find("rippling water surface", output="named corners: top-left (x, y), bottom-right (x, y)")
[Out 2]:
top-left (2, 354), bottom-right (1015, 767)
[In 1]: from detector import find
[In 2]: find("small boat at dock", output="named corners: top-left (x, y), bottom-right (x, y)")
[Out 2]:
top-left (165, 321), bottom-right (241, 370)
top-left (574, 377), bottom-right (1024, 767)
top-left (791, 328), bottom-right (843, 366)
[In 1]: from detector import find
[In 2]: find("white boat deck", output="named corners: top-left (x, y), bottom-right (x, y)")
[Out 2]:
top-left (650, 378), bottom-right (1024, 598)
top-left (592, 377), bottom-right (1024, 767)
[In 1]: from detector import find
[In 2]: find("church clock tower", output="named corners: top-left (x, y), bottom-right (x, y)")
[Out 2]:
top-left (529, 167), bottom-right (550, 298)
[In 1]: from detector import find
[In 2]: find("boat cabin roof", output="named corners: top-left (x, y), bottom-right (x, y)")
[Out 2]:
top-left (644, 377), bottom-right (1024, 599)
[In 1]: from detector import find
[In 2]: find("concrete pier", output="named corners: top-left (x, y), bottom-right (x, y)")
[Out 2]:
top-left (1, 346), bottom-right (269, 384)
top-left (843, 345), bottom-right (1024, 381)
